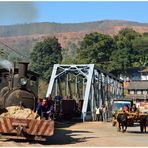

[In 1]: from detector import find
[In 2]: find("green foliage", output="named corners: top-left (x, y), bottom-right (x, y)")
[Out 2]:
top-left (109, 28), bottom-right (142, 75)
top-left (115, 28), bottom-right (141, 41)
top-left (132, 36), bottom-right (148, 67)
top-left (109, 48), bottom-right (131, 75)
top-left (77, 32), bottom-right (115, 70)
top-left (1, 25), bottom-right (148, 80)
top-left (30, 37), bottom-right (62, 81)
top-left (62, 42), bottom-right (78, 64)
top-left (76, 28), bottom-right (148, 77)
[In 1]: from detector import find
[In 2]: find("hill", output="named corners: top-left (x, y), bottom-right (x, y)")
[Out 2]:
top-left (0, 20), bottom-right (148, 62)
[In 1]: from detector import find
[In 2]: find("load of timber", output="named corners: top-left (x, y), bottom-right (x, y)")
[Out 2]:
top-left (115, 111), bottom-right (148, 127)
top-left (0, 106), bottom-right (54, 137)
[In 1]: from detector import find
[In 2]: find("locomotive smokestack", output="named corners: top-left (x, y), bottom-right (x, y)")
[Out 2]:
top-left (18, 62), bottom-right (29, 78)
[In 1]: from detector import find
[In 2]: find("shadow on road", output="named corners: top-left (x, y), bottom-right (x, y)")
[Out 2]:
top-left (3, 122), bottom-right (95, 146)
top-left (40, 128), bottom-right (95, 145)
top-left (127, 131), bottom-right (147, 134)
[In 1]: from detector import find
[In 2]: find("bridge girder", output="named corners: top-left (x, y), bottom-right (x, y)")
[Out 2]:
top-left (46, 64), bottom-right (124, 121)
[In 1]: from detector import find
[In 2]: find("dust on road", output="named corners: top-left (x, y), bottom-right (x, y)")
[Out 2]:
top-left (0, 121), bottom-right (148, 147)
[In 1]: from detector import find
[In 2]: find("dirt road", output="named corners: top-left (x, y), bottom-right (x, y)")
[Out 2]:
top-left (0, 121), bottom-right (148, 147)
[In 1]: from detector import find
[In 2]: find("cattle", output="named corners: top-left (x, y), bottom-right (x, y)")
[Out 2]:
top-left (139, 115), bottom-right (147, 133)
top-left (117, 111), bottom-right (128, 133)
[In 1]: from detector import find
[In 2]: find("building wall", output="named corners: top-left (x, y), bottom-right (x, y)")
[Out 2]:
top-left (141, 74), bottom-right (148, 80)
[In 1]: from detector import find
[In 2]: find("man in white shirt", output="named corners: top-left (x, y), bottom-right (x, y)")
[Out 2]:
top-left (95, 106), bottom-right (100, 121)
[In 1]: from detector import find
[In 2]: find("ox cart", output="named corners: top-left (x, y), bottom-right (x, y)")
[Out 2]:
top-left (114, 111), bottom-right (148, 133)
top-left (0, 117), bottom-right (54, 141)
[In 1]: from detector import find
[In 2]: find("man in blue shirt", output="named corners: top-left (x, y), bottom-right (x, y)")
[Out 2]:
top-left (36, 98), bottom-right (53, 120)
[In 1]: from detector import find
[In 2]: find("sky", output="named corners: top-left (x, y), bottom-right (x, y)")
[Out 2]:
top-left (0, 1), bottom-right (148, 25)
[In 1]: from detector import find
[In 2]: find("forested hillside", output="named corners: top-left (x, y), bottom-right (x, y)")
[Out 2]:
top-left (0, 20), bottom-right (148, 63)
top-left (0, 20), bottom-right (148, 37)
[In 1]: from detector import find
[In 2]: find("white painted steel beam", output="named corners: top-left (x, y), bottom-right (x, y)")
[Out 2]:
top-left (46, 64), bottom-right (59, 97)
top-left (46, 64), bottom-right (123, 121)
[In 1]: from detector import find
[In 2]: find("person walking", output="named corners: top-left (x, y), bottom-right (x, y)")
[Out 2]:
top-left (103, 105), bottom-right (107, 121)
top-left (95, 106), bottom-right (100, 121)
top-left (99, 106), bottom-right (103, 121)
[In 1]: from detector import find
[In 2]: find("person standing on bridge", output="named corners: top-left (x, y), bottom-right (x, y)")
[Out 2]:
top-left (103, 105), bottom-right (107, 121)
top-left (95, 106), bottom-right (100, 121)
top-left (99, 106), bottom-right (103, 121)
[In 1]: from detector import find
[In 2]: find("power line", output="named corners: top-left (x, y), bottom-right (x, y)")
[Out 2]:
top-left (0, 40), bottom-right (29, 60)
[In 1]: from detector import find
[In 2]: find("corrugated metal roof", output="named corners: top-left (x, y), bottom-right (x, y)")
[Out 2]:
top-left (125, 94), bottom-right (148, 99)
top-left (127, 81), bottom-right (148, 90)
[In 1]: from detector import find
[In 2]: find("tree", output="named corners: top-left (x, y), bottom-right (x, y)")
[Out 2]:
top-left (62, 42), bottom-right (78, 64)
top-left (109, 28), bottom-right (141, 75)
top-left (77, 32), bottom-right (115, 70)
top-left (109, 48), bottom-right (131, 75)
top-left (115, 28), bottom-right (141, 41)
top-left (30, 37), bottom-right (62, 81)
top-left (132, 36), bottom-right (148, 67)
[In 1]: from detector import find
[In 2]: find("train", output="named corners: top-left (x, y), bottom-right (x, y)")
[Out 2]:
top-left (0, 62), bottom-right (38, 110)
top-left (0, 61), bottom-right (54, 140)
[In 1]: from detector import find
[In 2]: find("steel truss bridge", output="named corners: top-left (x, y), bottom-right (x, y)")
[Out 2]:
top-left (46, 64), bottom-right (123, 121)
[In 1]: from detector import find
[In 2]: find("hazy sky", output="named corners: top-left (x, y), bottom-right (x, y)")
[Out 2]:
top-left (0, 1), bottom-right (148, 25)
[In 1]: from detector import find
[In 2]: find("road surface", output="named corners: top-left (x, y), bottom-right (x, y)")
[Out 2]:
top-left (0, 121), bottom-right (148, 147)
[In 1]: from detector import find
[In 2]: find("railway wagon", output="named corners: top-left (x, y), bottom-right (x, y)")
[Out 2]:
top-left (0, 117), bottom-right (54, 140)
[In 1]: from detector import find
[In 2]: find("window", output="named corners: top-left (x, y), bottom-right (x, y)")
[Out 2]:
top-left (137, 91), bottom-right (142, 95)
top-left (130, 90), bottom-right (134, 94)
top-left (143, 91), bottom-right (147, 95)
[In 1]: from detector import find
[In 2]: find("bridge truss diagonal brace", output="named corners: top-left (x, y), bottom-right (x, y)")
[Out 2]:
top-left (46, 64), bottom-right (95, 121)
top-left (46, 64), bottom-right (123, 122)
top-left (46, 64), bottom-right (59, 97)
top-left (81, 64), bottom-right (95, 122)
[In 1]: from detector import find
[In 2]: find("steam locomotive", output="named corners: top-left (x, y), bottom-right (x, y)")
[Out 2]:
top-left (0, 62), bottom-right (39, 110)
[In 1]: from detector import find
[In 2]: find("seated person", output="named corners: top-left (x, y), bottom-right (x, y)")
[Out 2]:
top-left (131, 104), bottom-right (137, 112)
top-left (123, 104), bottom-right (129, 112)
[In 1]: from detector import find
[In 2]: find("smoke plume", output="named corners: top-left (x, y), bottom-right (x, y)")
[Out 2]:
top-left (0, 59), bottom-right (14, 72)
top-left (0, 2), bottom-right (38, 25)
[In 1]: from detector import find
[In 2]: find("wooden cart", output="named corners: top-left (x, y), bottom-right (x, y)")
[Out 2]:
top-left (114, 111), bottom-right (148, 132)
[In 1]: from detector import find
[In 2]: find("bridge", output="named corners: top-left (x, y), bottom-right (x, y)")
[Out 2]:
top-left (46, 64), bottom-right (124, 121)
